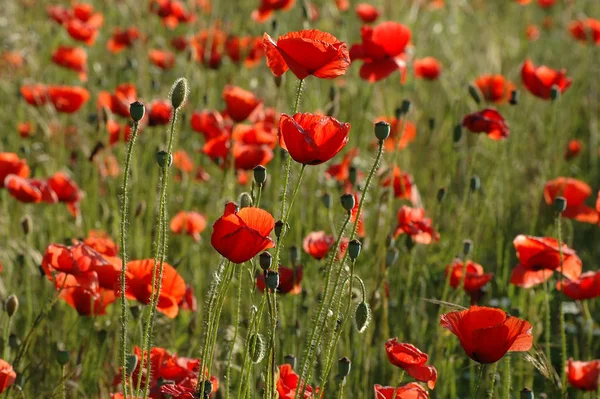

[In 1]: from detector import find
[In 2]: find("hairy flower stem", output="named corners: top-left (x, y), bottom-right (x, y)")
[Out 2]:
top-left (237, 294), bottom-right (267, 399)
top-left (502, 357), bottom-right (510, 399)
top-left (473, 363), bottom-right (485, 399)
top-left (225, 266), bottom-right (244, 399)
top-left (118, 119), bottom-right (140, 398)
top-left (487, 362), bottom-right (497, 398)
top-left (556, 213), bottom-right (567, 395)
top-left (391, 371), bottom-right (406, 398)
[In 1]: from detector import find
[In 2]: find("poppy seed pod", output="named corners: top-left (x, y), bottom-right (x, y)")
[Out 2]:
top-left (470, 175), bottom-right (480, 192)
top-left (550, 85), bottom-right (560, 101)
top-left (340, 193), bottom-right (355, 212)
top-left (322, 192), bottom-right (333, 209)
top-left (399, 99), bottom-right (411, 115)
top-left (274, 220), bottom-right (284, 238)
top-left (284, 354), bottom-right (296, 369)
top-left (20, 215), bottom-right (31, 235)
top-left (338, 357), bottom-right (352, 378)
top-left (510, 89), bottom-right (519, 106)
top-left (125, 354), bottom-right (138, 374)
top-left (348, 239), bottom-right (362, 260)
top-left (4, 295), bottom-right (19, 317)
top-left (520, 388), bottom-right (534, 399)
top-left (468, 84), bottom-right (482, 104)
top-left (553, 196), bottom-right (567, 213)
top-left (129, 101), bottom-right (145, 121)
top-left (156, 150), bottom-right (172, 168)
top-left (374, 121), bottom-right (391, 141)
top-left (170, 77), bottom-right (189, 109)
top-left (249, 333), bottom-right (266, 364)
top-left (259, 252), bottom-right (272, 271)
top-left (463, 239), bottom-right (473, 257)
top-left (354, 301), bottom-right (371, 333)
top-left (56, 350), bottom-right (70, 366)
top-left (265, 270), bottom-right (280, 290)
top-left (349, 166), bottom-right (358, 186)
top-left (453, 124), bottom-right (463, 143)
top-left (239, 192), bottom-right (253, 208)
top-left (289, 246), bottom-right (300, 266)
top-left (253, 165), bottom-right (267, 185)
top-left (437, 187), bottom-right (447, 203)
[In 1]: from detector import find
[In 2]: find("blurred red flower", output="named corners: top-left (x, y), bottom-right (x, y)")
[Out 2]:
top-left (569, 19), bottom-right (600, 45)
top-left (0, 153), bottom-right (30, 187)
top-left (543, 177), bottom-right (598, 224)
top-left (557, 271), bottom-right (600, 300)
top-left (21, 84), bottom-right (50, 106)
top-left (303, 231), bottom-right (335, 260)
top-left (257, 265), bottom-right (303, 294)
top-left (51, 46), bottom-right (87, 81)
top-left (233, 143), bottom-right (274, 170)
top-left (462, 108), bottom-right (509, 140)
top-left (66, 19), bottom-right (99, 45)
top-left (107, 27), bottom-right (141, 54)
top-left (4, 175), bottom-right (56, 204)
top-left (84, 230), bottom-right (119, 257)
top-left (385, 338), bottom-right (437, 389)
top-left (48, 85), bottom-right (90, 113)
top-left (150, 0), bottom-right (196, 29)
top-left (149, 49), bottom-right (176, 70)
top-left (521, 59), bottom-right (572, 99)
top-left (355, 3), bottom-right (379, 23)
top-left (170, 211), bottom-right (207, 242)
top-left (394, 206), bottom-right (439, 244)
top-left (474, 75), bottom-right (516, 104)
top-left (225, 36), bottom-right (264, 67)
top-left (564, 139), bottom-right (582, 160)
top-left (413, 57), bottom-right (442, 80)
top-left (382, 166), bottom-right (414, 200)
top-left (276, 363), bottom-right (313, 398)
top-left (537, 0), bottom-right (556, 7)
top-left (222, 85), bottom-right (262, 122)
top-left (0, 359), bottom-right (16, 394)
top-left (252, 0), bottom-right (295, 23)
top-left (445, 259), bottom-right (493, 294)
top-left (373, 383), bottom-right (429, 399)
top-left (567, 359), bottom-right (600, 391)
top-left (148, 100), bottom-right (173, 126)
top-left (97, 83), bottom-right (138, 118)
top-left (48, 172), bottom-right (83, 217)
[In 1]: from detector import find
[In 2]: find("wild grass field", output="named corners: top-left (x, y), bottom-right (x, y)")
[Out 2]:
top-left (1, 0), bottom-right (600, 397)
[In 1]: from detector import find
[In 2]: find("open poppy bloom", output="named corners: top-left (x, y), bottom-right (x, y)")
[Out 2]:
top-left (150, 0), bottom-right (196, 29)
top-left (84, 230), bottom-right (119, 257)
top-left (473, 75), bottom-right (516, 104)
top-left (51, 46), bottom-right (87, 81)
top-left (263, 30), bottom-right (350, 80)
top-left (190, 26), bottom-right (227, 69)
top-left (355, 3), bottom-right (380, 23)
top-left (4, 175), bottom-right (56, 204)
top-left (394, 206), bottom-right (439, 244)
top-left (382, 166), bottom-right (415, 200)
top-left (172, 150), bottom-right (194, 175)
top-left (48, 172), bottom-right (83, 217)
top-left (521, 59), bottom-right (572, 99)
top-left (48, 85), bottom-right (90, 113)
top-left (374, 383), bottom-right (429, 399)
top-left (303, 231), bottom-right (335, 260)
top-left (57, 273), bottom-right (116, 316)
top-left (276, 364), bottom-right (313, 398)
top-left (191, 110), bottom-right (228, 140)
top-left (148, 100), bottom-right (173, 126)
top-left (0, 359), bottom-right (16, 394)
top-left (233, 143), bottom-right (274, 170)
top-left (557, 271), bottom-right (600, 300)
top-left (232, 122), bottom-right (278, 148)
top-left (350, 22), bottom-right (411, 82)
top-left (510, 235), bottom-right (582, 288)
top-left (462, 108), bottom-right (509, 140)
top-left (543, 177), bottom-right (598, 223)
top-left (225, 36), bottom-right (264, 67)
top-left (149, 49), bottom-right (176, 70)
top-left (107, 27), bottom-right (141, 53)
top-left (66, 19), bottom-right (99, 45)
top-left (564, 139), bottom-right (582, 160)
top-left (569, 19), bottom-right (600, 45)
top-left (211, 202), bottom-right (275, 263)
top-left (97, 83), bottom-right (138, 118)
top-left (567, 359), bottom-right (600, 391)
top-left (257, 265), bottom-right (303, 294)
top-left (252, 0), bottom-right (295, 22)
top-left (440, 306), bottom-right (533, 364)
top-left (222, 85), bottom-right (262, 122)
top-left (374, 117), bottom-right (417, 151)
top-left (125, 259), bottom-right (186, 318)
top-left (0, 153), bottom-right (30, 187)
top-left (445, 259), bottom-right (493, 294)
top-left (170, 211), bottom-right (207, 242)
top-left (279, 113), bottom-right (350, 165)
top-left (413, 57), bottom-right (442, 80)
top-left (385, 339), bottom-right (437, 389)
top-left (325, 147), bottom-right (359, 184)
top-left (21, 84), bottom-right (50, 106)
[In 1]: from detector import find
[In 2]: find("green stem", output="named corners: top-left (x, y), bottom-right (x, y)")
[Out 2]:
top-left (391, 371), bottom-right (406, 398)
top-left (225, 266), bottom-right (244, 399)
top-left (502, 356), bottom-right (511, 399)
top-left (473, 363), bottom-right (485, 399)
top-left (487, 362), bottom-right (497, 399)
top-left (119, 119), bottom-right (140, 399)
top-left (543, 279), bottom-right (552, 367)
top-left (556, 214), bottom-right (567, 395)
top-left (2, 317), bottom-right (11, 359)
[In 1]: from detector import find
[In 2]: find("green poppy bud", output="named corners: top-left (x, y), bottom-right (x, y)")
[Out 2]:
top-left (253, 165), bottom-right (267, 185)
top-left (509, 89), bottom-right (519, 106)
top-left (239, 192), bottom-right (253, 208)
top-left (129, 101), bottom-right (145, 122)
top-left (354, 301), bottom-right (371, 334)
top-left (470, 175), bottom-right (481, 192)
top-left (520, 388), bottom-right (534, 399)
top-left (340, 194), bottom-right (355, 212)
top-left (4, 295), bottom-right (19, 317)
top-left (56, 350), bottom-right (70, 366)
top-left (156, 150), bottom-right (172, 168)
top-left (348, 239), bottom-right (362, 260)
top-left (274, 220), bottom-right (284, 238)
top-left (322, 192), bottom-right (333, 209)
top-left (259, 252), bottom-right (272, 271)
top-left (463, 239), bottom-right (473, 257)
top-left (126, 354), bottom-right (138, 374)
top-left (338, 357), bottom-right (352, 378)
top-left (550, 85), bottom-right (560, 101)
top-left (453, 124), bottom-right (463, 143)
top-left (468, 84), bottom-right (482, 104)
top-left (437, 187), bottom-right (447, 203)
top-left (170, 77), bottom-right (189, 109)
top-left (289, 246), bottom-right (300, 266)
top-left (374, 121), bottom-right (391, 141)
top-left (249, 333), bottom-right (266, 364)
top-left (265, 270), bottom-right (279, 290)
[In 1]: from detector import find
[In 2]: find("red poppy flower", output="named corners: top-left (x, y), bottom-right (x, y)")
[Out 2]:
top-left (18, 122), bottom-right (33, 138)
top-left (521, 59), bottom-right (572, 99)
top-left (473, 75), bottom-right (516, 104)
top-left (173, 150), bottom-right (194, 174)
top-left (350, 22), bottom-right (411, 82)
top-left (0, 359), bottom-right (16, 394)
top-left (57, 273), bottom-right (116, 316)
top-left (211, 202), bottom-right (275, 263)
top-left (564, 139), bottom-right (582, 160)
top-left (4, 175), bottom-right (52, 203)
top-left (203, 134), bottom-right (230, 166)
top-left (170, 211), bottom-right (207, 242)
top-left (557, 271), bottom-right (600, 300)
top-left (150, 0), bottom-right (196, 29)
top-left (179, 285), bottom-right (197, 312)
top-left (257, 265), bottom-right (302, 294)
top-left (232, 122), bottom-right (278, 148)
top-left (84, 230), bottom-right (119, 257)
top-left (66, 19), bottom-right (99, 45)
top-left (277, 364), bottom-right (313, 398)
top-left (51, 46), bottom-right (87, 81)
top-left (325, 147), bottom-right (359, 184)
top-left (47, 5), bottom-right (71, 24)
top-left (0, 153), bottom-right (30, 187)
top-left (222, 85), bottom-right (262, 122)
top-left (394, 206), bottom-right (439, 244)
top-left (252, 0), bottom-right (295, 22)
top-left (71, 3), bottom-right (104, 28)
top-left (567, 359), bottom-right (600, 391)
top-left (233, 143), bottom-right (274, 170)
top-left (48, 172), bottom-right (83, 217)
top-left (569, 19), bottom-right (600, 45)
top-left (191, 110), bottom-right (228, 140)
top-left (107, 119), bottom-right (133, 145)
top-left (526, 24), bottom-right (540, 41)
top-left (510, 235), bottom-right (582, 288)
top-left (171, 36), bottom-right (189, 51)
top-left (303, 231), bottom-right (335, 260)
top-left (21, 84), bottom-right (50, 106)
top-left (413, 57), bottom-right (442, 80)
top-left (543, 177), bottom-right (598, 224)
top-left (225, 36), bottom-right (264, 67)
top-left (149, 49), bottom-right (176, 70)
top-left (42, 242), bottom-right (108, 278)
top-left (125, 259), bottom-right (186, 318)
top-left (355, 3), bottom-right (380, 23)
top-left (48, 85), bottom-right (90, 113)
top-left (263, 30), bottom-right (350, 80)
top-left (462, 108), bottom-right (509, 140)
top-left (385, 339), bottom-right (437, 389)
top-left (279, 113), bottom-right (350, 165)
top-left (375, 117), bottom-right (417, 151)
top-left (190, 27), bottom-right (226, 69)
top-left (382, 166), bottom-right (414, 200)
top-left (537, 0), bottom-right (555, 7)
top-left (445, 259), bottom-right (493, 293)
top-left (148, 100), bottom-right (173, 126)
top-left (97, 83), bottom-right (138, 118)
top-left (336, 0), bottom-right (350, 11)
top-left (107, 27), bottom-right (141, 54)
top-left (374, 383), bottom-right (429, 399)
top-left (440, 306), bottom-right (532, 364)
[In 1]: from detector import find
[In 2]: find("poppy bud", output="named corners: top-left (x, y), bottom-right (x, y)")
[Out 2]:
top-left (453, 124), bottom-right (462, 143)
top-left (156, 150), bottom-right (172, 168)
top-left (20, 215), bottom-right (31, 235)
top-left (170, 77), bottom-right (189, 109)
top-left (274, 75), bottom-right (282, 88)
top-left (135, 201), bottom-right (146, 218)
top-left (520, 388), bottom-right (534, 399)
top-left (553, 196), bottom-right (567, 213)
top-left (550, 85), bottom-right (560, 101)
top-left (265, 270), bottom-right (279, 290)
top-left (338, 357), bottom-right (352, 378)
top-left (404, 235), bottom-right (414, 252)
top-left (399, 99), bottom-right (412, 115)
top-left (468, 84), bottom-right (482, 104)
top-left (349, 166), bottom-right (358, 186)
top-left (56, 349), bottom-right (70, 366)
top-left (340, 193), bottom-right (355, 212)
top-left (259, 252), bottom-right (272, 271)
top-left (354, 301), bottom-right (371, 333)
top-left (470, 175), bottom-right (480, 192)
top-left (129, 101), bottom-right (145, 122)
top-left (4, 295), bottom-right (18, 317)
top-left (322, 192), bottom-right (333, 209)
top-left (249, 333), bottom-right (266, 364)
top-left (284, 354), bottom-right (296, 369)
top-left (274, 220), bottom-right (284, 238)
top-left (374, 121), bottom-right (391, 142)
top-left (385, 235), bottom-right (395, 248)
top-left (253, 165), bottom-right (267, 185)
top-left (289, 246), bottom-right (300, 266)
top-left (509, 89), bottom-right (519, 106)
top-left (125, 354), bottom-right (138, 374)
top-left (437, 187), bottom-right (447, 203)
top-left (348, 239), bottom-right (362, 260)
top-left (463, 239), bottom-right (473, 257)
top-left (201, 380), bottom-right (213, 398)
top-left (428, 117), bottom-right (436, 131)
top-left (239, 192), bottom-right (253, 208)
